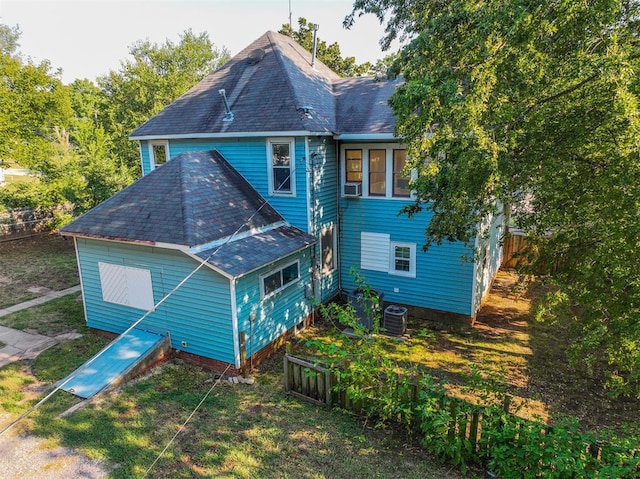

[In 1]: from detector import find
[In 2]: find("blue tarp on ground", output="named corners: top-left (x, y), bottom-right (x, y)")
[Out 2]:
top-left (59, 328), bottom-right (167, 399)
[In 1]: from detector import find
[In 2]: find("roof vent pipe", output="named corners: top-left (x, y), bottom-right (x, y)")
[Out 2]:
top-left (311, 23), bottom-right (319, 68)
top-left (218, 89), bottom-right (234, 122)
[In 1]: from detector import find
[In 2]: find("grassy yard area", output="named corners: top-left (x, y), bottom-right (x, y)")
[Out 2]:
top-left (0, 309), bottom-right (462, 478)
top-left (293, 272), bottom-right (639, 433)
top-left (0, 234), bottom-right (78, 308)
top-left (1, 235), bottom-right (636, 477)
top-left (0, 236), bottom-right (463, 478)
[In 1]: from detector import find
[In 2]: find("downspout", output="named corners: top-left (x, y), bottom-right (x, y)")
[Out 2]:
top-left (230, 279), bottom-right (241, 369)
top-left (335, 139), bottom-right (342, 293)
top-left (306, 137), bottom-right (319, 312)
top-left (305, 137), bottom-right (313, 236)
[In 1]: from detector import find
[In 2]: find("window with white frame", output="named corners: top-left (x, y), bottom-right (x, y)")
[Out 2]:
top-left (260, 260), bottom-right (300, 299)
top-left (98, 262), bottom-right (155, 310)
top-left (320, 225), bottom-right (336, 275)
top-left (368, 149), bottom-right (386, 196)
top-left (390, 242), bottom-right (416, 277)
top-left (345, 149), bottom-right (363, 184)
top-left (342, 145), bottom-right (412, 198)
top-left (267, 138), bottom-right (295, 195)
top-left (149, 141), bottom-right (169, 169)
top-left (392, 149), bottom-right (411, 197)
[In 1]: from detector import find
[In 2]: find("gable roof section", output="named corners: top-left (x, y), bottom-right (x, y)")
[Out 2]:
top-left (130, 31), bottom-right (340, 138)
top-left (61, 150), bottom-right (284, 247)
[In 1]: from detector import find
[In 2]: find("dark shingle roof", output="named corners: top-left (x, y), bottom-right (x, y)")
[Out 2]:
top-left (130, 31), bottom-right (340, 138)
top-left (130, 30), bottom-right (400, 139)
top-left (334, 76), bottom-right (402, 135)
top-left (196, 225), bottom-right (315, 277)
top-left (60, 150), bottom-right (283, 247)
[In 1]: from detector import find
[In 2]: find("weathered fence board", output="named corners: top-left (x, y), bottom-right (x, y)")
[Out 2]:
top-left (501, 231), bottom-right (530, 269)
top-left (283, 354), bottom-right (332, 407)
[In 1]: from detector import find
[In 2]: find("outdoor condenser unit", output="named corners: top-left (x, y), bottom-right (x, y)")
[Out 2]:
top-left (383, 305), bottom-right (408, 336)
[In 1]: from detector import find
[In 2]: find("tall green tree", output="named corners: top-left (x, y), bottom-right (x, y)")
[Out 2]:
top-left (280, 18), bottom-right (373, 76)
top-left (0, 25), bottom-right (133, 223)
top-left (99, 29), bottom-right (230, 172)
top-left (0, 25), bottom-right (72, 170)
top-left (347, 1), bottom-right (640, 396)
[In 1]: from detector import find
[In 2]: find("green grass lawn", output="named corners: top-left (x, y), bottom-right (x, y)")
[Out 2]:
top-left (24, 359), bottom-right (461, 479)
top-left (0, 234), bottom-right (78, 308)
top-left (0, 286), bottom-right (463, 478)
top-left (0, 295), bottom-right (85, 335)
top-left (294, 272), bottom-right (640, 433)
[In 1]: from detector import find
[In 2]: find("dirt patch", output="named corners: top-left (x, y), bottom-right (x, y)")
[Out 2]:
top-left (0, 426), bottom-right (109, 479)
top-left (0, 234), bottom-right (78, 309)
top-left (472, 272), bottom-right (640, 431)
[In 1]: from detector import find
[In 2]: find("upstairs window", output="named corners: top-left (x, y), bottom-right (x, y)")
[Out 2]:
top-left (368, 149), bottom-right (386, 196)
top-left (345, 149), bottom-right (363, 183)
top-left (341, 145), bottom-right (413, 199)
top-left (149, 141), bottom-right (169, 170)
top-left (393, 149), bottom-right (411, 197)
top-left (268, 138), bottom-right (295, 195)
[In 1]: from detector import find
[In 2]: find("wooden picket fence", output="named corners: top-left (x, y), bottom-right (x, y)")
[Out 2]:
top-left (283, 353), bottom-right (617, 465)
top-left (283, 354), bottom-right (333, 407)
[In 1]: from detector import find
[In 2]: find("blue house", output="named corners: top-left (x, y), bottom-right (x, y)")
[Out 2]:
top-left (61, 31), bottom-right (503, 373)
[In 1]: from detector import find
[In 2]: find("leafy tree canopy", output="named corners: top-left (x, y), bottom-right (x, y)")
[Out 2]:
top-left (98, 29), bottom-right (230, 173)
top-left (280, 17), bottom-right (375, 77)
top-left (0, 25), bottom-right (72, 170)
top-left (347, 0), bottom-right (640, 396)
top-left (0, 25), bottom-right (133, 222)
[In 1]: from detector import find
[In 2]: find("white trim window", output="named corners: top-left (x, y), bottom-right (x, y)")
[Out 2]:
top-left (390, 242), bottom-right (416, 277)
top-left (260, 260), bottom-right (300, 299)
top-left (320, 225), bottom-right (337, 275)
top-left (341, 144), bottom-right (412, 199)
top-left (98, 262), bottom-right (155, 311)
top-left (149, 141), bottom-right (169, 170)
top-left (267, 138), bottom-right (296, 196)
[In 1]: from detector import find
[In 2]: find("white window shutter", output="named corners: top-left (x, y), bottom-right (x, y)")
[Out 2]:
top-left (125, 267), bottom-right (155, 311)
top-left (99, 263), bottom-right (128, 305)
top-left (99, 262), bottom-right (155, 311)
top-left (360, 232), bottom-right (390, 272)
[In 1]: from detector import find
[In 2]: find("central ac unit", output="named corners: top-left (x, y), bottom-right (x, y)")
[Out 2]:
top-left (343, 182), bottom-right (362, 197)
top-left (383, 305), bottom-right (408, 336)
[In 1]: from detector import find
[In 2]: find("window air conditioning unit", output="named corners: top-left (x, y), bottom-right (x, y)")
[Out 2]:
top-left (343, 182), bottom-right (362, 197)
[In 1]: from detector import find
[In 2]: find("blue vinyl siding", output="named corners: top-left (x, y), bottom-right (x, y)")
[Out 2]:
top-left (339, 196), bottom-right (476, 316)
top-left (308, 136), bottom-right (340, 301)
top-left (234, 247), bottom-right (313, 357)
top-left (75, 238), bottom-right (236, 364)
top-left (472, 207), bottom-right (505, 314)
top-left (139, 138), bottom-right (309, 232)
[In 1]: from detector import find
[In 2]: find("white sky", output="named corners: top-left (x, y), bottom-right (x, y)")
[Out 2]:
top-left (1, 0), bottom-right (392, 84)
